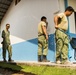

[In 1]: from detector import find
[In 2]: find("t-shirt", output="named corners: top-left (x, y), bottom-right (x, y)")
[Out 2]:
top-left (2, 29), bottom-right (10, 44)
top-left (57, 13), bottom-right (68, 31)
top-left (38, 21), bottom-right (46, 35)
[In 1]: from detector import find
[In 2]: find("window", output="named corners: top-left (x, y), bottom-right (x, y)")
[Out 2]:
top-left (15, 0), bottom-right (21, 5)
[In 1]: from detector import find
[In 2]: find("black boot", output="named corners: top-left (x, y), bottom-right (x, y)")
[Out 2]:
top-left (3, 58), bottom-right (7, 62)
top-left (42, 55), bottom-right (50, 62)
top-left (8, 57), bottom-right (13, 62)
top-left (38, 55), bottom-right (42, 62)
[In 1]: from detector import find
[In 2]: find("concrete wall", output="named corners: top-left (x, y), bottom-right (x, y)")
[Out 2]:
top-left (0, 0), bottom-right (60, 61)
top-left (0, 0), bottom-right (76, 62)
top-left (1, 0), bottom-right (59, 40)
top-left (58, 0), bottom-right (65, 12)
top-left (68, 0), bottom-right (76, 33)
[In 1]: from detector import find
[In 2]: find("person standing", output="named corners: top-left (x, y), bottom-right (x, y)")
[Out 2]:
top-left (1, 24), bottom-right (13, 62)
top-left (38, 16), bottom-right (49, 62)
top-left (54, 6), bottom-right (74, 64)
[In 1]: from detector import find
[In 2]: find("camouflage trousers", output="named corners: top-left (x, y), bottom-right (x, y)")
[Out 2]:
top-left (2, 43), bottom-right (12, 59)
top-left (38, 35), bottom-right (48, 55)
top-left (55, 29), bottom-right (69, 62)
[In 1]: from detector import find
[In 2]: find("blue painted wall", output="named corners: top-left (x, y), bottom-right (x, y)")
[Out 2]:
top-left (0, 34), bottom-right (55, 62)
top-left (0, 33), bottom-right (76, 62)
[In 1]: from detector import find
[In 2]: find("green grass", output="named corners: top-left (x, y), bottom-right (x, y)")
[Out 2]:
top-left (0, 62), bottom-right (76, 75)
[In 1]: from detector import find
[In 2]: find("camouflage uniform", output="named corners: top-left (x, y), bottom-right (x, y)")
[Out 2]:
top-left (2, 29), bottom-right (12, 60)
top-left (38, 21), bottom-right (48, 56)
top-left (38, 21), bottom-right (49, 62)
top-left (55, 13), bottom-right (69, 63)
top-left (38, 35), bottom-right (48, 55)
top-left (55, 29), bottom-right (69, 62)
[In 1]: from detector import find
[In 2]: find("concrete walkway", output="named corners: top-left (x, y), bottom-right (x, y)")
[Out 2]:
top-left (0, 60), bottom-right (76, 68)
top-left (12, 61), bottom-right (76, 68)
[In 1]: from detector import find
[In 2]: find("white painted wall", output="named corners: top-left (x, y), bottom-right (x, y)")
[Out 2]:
top-left (1, 0), bottom-right (76, 40)
top-left (68, 0), bottom-right (76, 11)
top-left (1, 0), bottom-right (59, 40)
top-left (68, 0), bottom-right (76, 33)
top-left (58, 0), bottom-right (65, 13)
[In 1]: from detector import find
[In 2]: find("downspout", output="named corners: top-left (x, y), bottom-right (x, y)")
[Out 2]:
top-left (64, 0), bottom-right (70, 33)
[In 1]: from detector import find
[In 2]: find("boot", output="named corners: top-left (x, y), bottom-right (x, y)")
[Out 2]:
top-left (8, 57), bottom-right (13, 62)
top-left (38, 55), bottom-right (42, 62)
top-left (3, 58), bottom-right (7, 62)
top-left (42, 55), bottom-right (50, 62)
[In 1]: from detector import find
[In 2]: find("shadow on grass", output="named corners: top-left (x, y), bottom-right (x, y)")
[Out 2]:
top-left (0, 61), bottom-right (36, 75)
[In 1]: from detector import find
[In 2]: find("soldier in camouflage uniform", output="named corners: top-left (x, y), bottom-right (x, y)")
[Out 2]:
top-left (54, 6), bottom-right (74, 64)
top-left (38, 16), bottom-right (49, 62)
top-left (1, 24), bottom-right (13, 62)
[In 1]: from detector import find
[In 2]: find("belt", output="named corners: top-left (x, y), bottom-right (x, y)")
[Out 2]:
top-left (57, 28), bottom-right (71, 40)
top-left (58, 28), bottom-right (66, 32)
top-left (38, 34), bottom-right (45, 36)
top-left (57, 28), bottom-right (67, 35)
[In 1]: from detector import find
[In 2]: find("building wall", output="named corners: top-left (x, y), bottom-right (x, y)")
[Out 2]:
top-left (1, 0), bottom-right (59, 40)
top-left (68, 0), bottom-right (76, 62)
top-left (68, 0), bottom-right (76, 33)
top-left (0, 0), bottom-right (60, 61)
top-left (58, 0), bottom-right (65, 12)
top-left (0, 0), bottom-right (76, 62)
